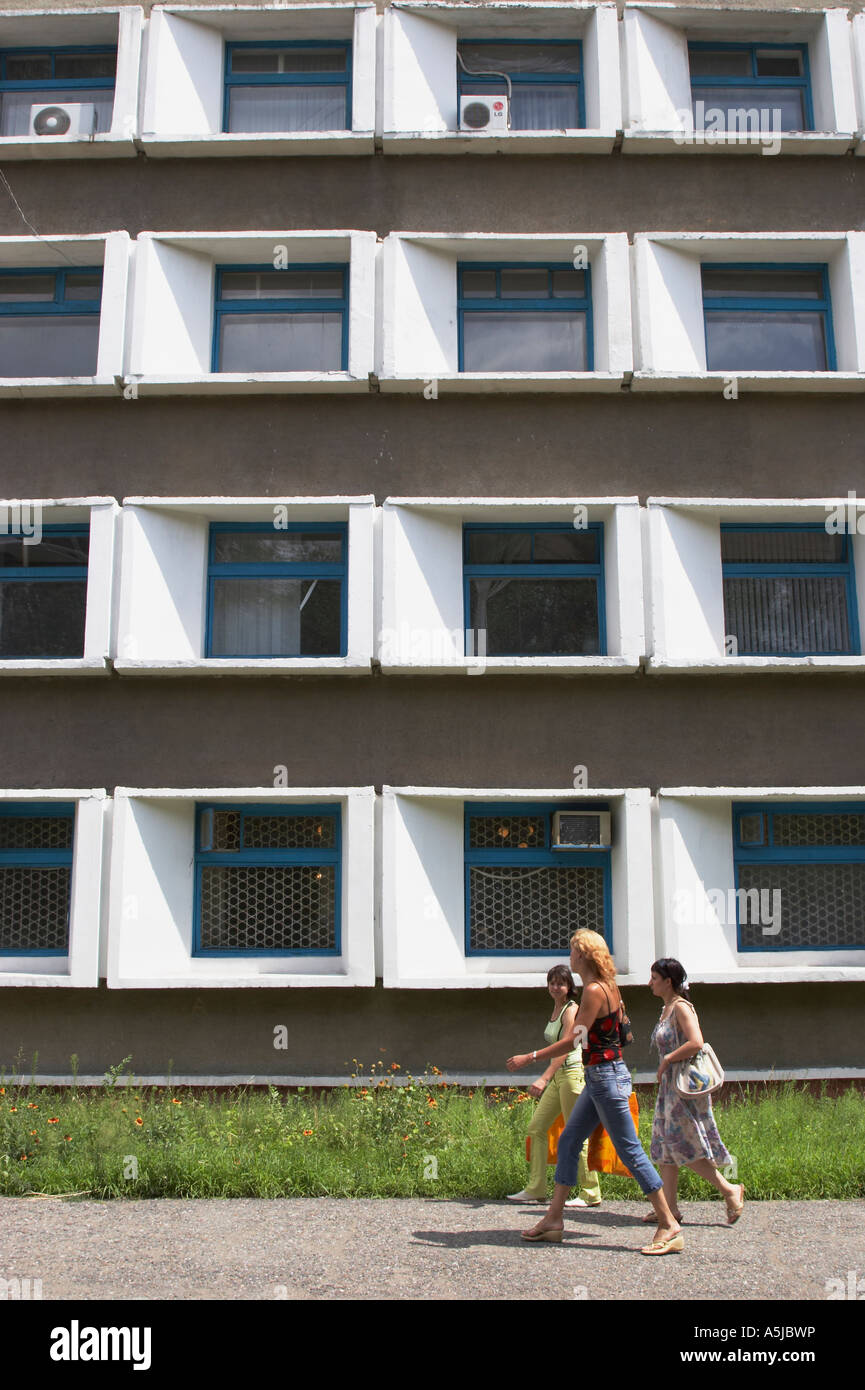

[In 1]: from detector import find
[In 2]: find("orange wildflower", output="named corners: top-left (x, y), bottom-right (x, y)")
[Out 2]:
top-left (134, 1117), bottom-right (144, 1126)
top-left (48, 1117), bottom-right (59, 1124)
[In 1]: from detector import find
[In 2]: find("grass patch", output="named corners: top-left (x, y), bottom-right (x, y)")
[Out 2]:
top-left (1, 1061), bottom-right (862, 1201)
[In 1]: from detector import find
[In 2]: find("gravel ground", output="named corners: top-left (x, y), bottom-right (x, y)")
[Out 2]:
top-left (1, 1197), bottom-right (862, 1301)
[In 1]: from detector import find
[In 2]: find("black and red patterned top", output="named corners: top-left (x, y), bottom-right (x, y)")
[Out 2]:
top-left (582, 984), bottom-right (626, 1067)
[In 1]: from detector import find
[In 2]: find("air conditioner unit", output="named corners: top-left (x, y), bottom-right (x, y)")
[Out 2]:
top-left (29, 103), bottom-right (96, 139)
top-left (459, 95), bottom-right (509, 132)
top-left (552, 811), bottom-right (612, 850)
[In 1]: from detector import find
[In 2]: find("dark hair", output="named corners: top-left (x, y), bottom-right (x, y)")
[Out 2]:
top-left (650, 958), bottom-right (691, 1000)
top-left (547, 964), bottom-right (579, 1003)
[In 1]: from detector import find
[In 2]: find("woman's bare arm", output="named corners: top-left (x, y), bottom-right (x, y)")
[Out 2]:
top-left (507, 984), bottom-right (605, 1072)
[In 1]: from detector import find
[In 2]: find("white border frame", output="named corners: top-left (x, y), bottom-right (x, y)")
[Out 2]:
top-left (0, 788), bottom-right (104, 987)
top-left (108, 787), bottom-right (376, 988)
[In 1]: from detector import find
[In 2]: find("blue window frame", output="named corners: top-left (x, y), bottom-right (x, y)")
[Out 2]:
top-left (0, 46), bottom-right (116, 137)
top-left (0, 802), bottom-right (74, 955)
top-left (0, 267), bottom-right (102, 377)
top-left (212, 264), bottom-right (348, 373)
top-left (722, 523), bottom-right (859, 657)
top-left (458, 263), bottom-right (592, 372)
top-left (194, 803), bottom-right (341, 955)
top-left (733, 802), bottom-right (865, 951)
top-left (464, 802), bottom-right (611, 955)
top-left (0, 524), bottom-right (89, 658)
top-left (702, 264), bottom-right (835, 373)
top-left (223, 40), bottom-right (351, 133)
top-left (463, 522), bottom-right (605, 656)
top-left (688, 42), bottom-right (813, 133)
top-left (205, 522), bottom-right (348, 658)
top-left (457, 39), bottom-right (584, 131)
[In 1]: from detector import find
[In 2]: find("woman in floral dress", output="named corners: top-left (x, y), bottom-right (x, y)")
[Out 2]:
top-left (645, 958), bottom-right (745, 1226)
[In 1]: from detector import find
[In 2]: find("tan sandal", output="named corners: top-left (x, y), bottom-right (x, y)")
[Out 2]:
top-left (641, 1234), bottom-right (684, 1256)
top-left (521, 1225), bottom-right (564, 1243)
top-left (725, 1184), bottom-right (745, 1225)
top-left (642, 1209), bottom-right (682, 1224)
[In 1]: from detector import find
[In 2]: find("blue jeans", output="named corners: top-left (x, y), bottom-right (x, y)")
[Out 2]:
top-left (554, 1060), bottom-right (662, 1196)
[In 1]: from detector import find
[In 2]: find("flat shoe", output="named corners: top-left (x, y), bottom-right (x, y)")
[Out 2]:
top-left (521, 1227), bottom-right (564, 1243)
top-left (564, 1197), bottom-right (601, 1208)
top-left (640, 1234), bottom-right (684, 1256)
top-left (507, 1190), bottom-right (543, 1203)
top-left (726, 1184), bottom-right (745, 1225)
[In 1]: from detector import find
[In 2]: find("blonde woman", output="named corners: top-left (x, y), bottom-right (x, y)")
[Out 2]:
top-left (507, 930), bottom-right (682, 1256)
top-left (507, 964), bottom-right (602, 1208)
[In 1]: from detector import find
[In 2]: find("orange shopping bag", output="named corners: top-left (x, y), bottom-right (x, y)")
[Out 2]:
top-left (587, 1091), bottom-right (640, 1175)
top-left (525, 1113), bottom-right (566, 1164)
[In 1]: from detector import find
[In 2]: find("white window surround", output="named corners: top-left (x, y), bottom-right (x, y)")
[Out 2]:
top-left (382, 786), bottom-right (654, 988)
top-left (0, 497), bottom-right (117, 677)
top-left (125, 231), bottom-right (375, 395)
top-left (382, 1), bottom-right (620, 153)
top-left (114, 496), bottom-right (375, 675)
top-left (108, 787), bottom-right (375, 988)
top-left (622, 4), bottom-right (857, 155)
top-left (0, 788), bottom-right (104, 988)
top-left (380, 497), bottom-right (644, 673)
top-left (853, 13), bottom-right (865, 154)
top-left (646, 497), bottom-right (865, 673)
top-left (379, 232), bottom-right (632, 392)
top-left (656, 787), bottom-right (865, 982)
top-left (0, 233), bottom-right (129, 396)
top-left (141, 4), bottom-right (375, 157)
top-left (632, 232), bottom-right (865, 391)
top-left (0, 6), bottom-right (142, 160)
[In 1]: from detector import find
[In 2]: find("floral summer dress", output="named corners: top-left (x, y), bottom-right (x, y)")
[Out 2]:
top-left (650, 1008), bottom-right (732, 1167)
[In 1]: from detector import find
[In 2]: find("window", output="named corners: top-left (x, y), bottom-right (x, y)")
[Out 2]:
top-left (0, 46), bottom-right (116, 137)
top-left (457, 40), bottom-right (584, 131)
top-left (213, 265), bottom-right (348, 372)
top-left (194, 804), bottom-right (341, 955)
top-left (689, 42), bottom-right (812, 133)
top-left (0, 268), bottom-right (102, 377)
top-left (0, 525), bottom-right (89, 658)
top-left (458, 264), bottom-right (592, 372)
top-left (464, 802), bottom-right (611, 954)
top-left (223, 41), bottom-right (351, 133)
top-left (733, 803), bottom-right (865, 950)
top-left (702, 265), bottom-right (835, 372)
top-left (721, 525), bottom-right (859, 657)
top-left (0, 803), bottom-right (74, 954)
top-left (463, 523), bottom-right (604, 656)
top-left (205, 523), bottom-right (347, 658)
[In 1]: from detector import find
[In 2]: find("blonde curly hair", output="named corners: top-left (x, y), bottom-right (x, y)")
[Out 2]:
top-left (570, 929), bottom-right (617, 986)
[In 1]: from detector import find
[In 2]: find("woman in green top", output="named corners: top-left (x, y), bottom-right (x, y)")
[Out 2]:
top-left (507, 964), bottom-right (602, 1206)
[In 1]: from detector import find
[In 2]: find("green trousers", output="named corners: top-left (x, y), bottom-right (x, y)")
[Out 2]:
top-left (525, 1064), bottom-right (602, 1202)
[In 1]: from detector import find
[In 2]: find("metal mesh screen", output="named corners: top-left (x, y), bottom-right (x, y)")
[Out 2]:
top-left (469, 816), bottom-right (545, 850)
top-left (721, 531), bottom-right (846, 564)
top-left (0, 816), bottom-right (73, 851)
top-left (0, 866), bottom-right (70, 950)
top-left (244, 815), bottom-right (336, 850)
top-left (773, 813), bottom-right (865, 847)
top-left (468, 865), bottom-right (604, 951)
top-left (212, 811), bottom-right (241, 851)
top-left (199, 864), bottom-right (336, 951)
top-left (737, 864), bottom-right (865, 948)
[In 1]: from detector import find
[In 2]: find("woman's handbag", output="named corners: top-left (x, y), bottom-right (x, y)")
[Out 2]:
top-left (587, 1091), bottom-right (640, 1176)
top-left (673, 1044), bottom-right (725, 1097)
top-left (670, 1003), bottom-right (725, 1095)
top-left (525, 1113), bottom-right (566, 1165)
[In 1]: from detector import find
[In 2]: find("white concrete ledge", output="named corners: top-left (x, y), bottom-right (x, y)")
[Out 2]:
top-left (8, 1068), bottom-right (865, 1087)
top-left (113, 659), bottom-right (371, 677)
top-left (632, 372), bottom-right (865, 394)
top-left (140, 132), bottom-right (374, 157)
top-left (124, 374), bottom-right (370, 397)
top-left (381, 657), bottom-right (640, 675)
top-left (647, 657), bottom-right (865, 675)
top-left (0, 659), bottom-right (110, 677)
top-left (382, 131), bottom-right (616, 154)
top-left (622, 131), bottom-right (855, 156)
top-left (0, 378), bottom-right (121, 398)
top-left (379, 373), bottom-right (627, 394)
top-left (0, 135), bottom-right (136, 161)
